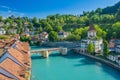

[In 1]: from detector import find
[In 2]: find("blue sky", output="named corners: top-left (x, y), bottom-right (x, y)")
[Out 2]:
top-left (0, 0), bottom-right (119, 18)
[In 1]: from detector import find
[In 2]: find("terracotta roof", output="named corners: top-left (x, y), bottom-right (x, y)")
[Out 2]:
top-left (108, 39), bottom-right (116, 48)
top-left (0, 43), bottom-right (5, 48)
top-left (5, 40), bottom-right (16, 47)
top-left (8, 48), bottom-right (25, 65)
top-left (0, 58), bottom-right (25, 80)
top-left (88, 24), bottom-right (96, 32)
top-left (20, 42), bottom-right (30, 51)
top-left (0, 74), bottom-right (14, 80)
top-left (0, 40), bottom-right (31, 80)
top-left (15, 42), bottom-right (29, 53)
top-left (0, 49), bottom-right (4, 57)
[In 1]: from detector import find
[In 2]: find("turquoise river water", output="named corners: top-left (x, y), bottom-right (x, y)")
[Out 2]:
top-left (31, 46), bottom-right (120, 80)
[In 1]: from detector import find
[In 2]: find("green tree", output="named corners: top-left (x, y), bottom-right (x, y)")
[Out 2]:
top-left (37, 26), bottom-right (43, 32)
top-left (0, 35), bottom-right (9, 39)
top-left (103, 40), bottom-right (109, 57)
top-left (33, 17), bottom-right (38, 23)
top-left (44, 23), bottom-right (53, 33)
top-left (29, 23), bottom-right (34, 31)
top-left (0, 16), bottom-right (3, 21)
top-left (54, 26), bottom-right (62, 32)
top-left (66, 34), bottom-right (80, 41)
top-left (95, 25), bottom-right (106, 39)
top-left (20, 36), bottom-right (31, 43)
top-left (48, 31), bottom-right (58, 42)
top-left (95, 8), bottom-right (102, 14)
top-left (116, 7), bottom-right (120, 21)
top-left (74, 28), bottom-right (83, 36)
top-left (112, 22), bottom-right (120, 39)
top-left (87, 43), bottom-right (95, 55)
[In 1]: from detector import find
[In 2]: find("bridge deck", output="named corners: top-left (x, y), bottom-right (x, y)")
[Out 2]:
top-left (30, 48), bottom-right (63, 54)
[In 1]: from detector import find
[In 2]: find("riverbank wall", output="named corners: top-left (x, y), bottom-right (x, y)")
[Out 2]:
top-left (73, 49), bottom-right (120, 71)
top-left (42, 41), bottom-right (81, 48)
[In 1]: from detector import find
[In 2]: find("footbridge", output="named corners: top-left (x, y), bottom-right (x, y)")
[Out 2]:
top-left (30, 48), bottom-right (67, 58)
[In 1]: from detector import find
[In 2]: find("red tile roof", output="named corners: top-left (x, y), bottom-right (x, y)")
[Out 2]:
top-left (8, 48), bottom-right (25, 65)
top-left (0, 40), bottom-right (31, 80)
top-left (0, 74), bottom-right (14, 80)
top-left (5, 40), bottom-right (16, 47)
top-left (0, 58), bottom-right (25, 80)
top-left (15, 42), bottom-right (30, 53)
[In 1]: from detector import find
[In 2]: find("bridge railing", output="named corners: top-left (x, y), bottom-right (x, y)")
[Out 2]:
top-left (30, 48), bottom-right (63, 53)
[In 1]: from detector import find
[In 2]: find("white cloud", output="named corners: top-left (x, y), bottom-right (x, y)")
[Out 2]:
top-left (0, 5), bottom-right (17, 10)
top-left (1, 5), bottom-right (10, 9)
top-left (0, 5), bottom-right (25, 17)
top-left (0, 11), bottom-right (25, 17)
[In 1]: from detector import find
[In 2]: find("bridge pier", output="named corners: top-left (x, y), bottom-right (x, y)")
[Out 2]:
top-left (60, 48), bottom-right (67, 55)
top-left (42, 51), bottom-right (49, 58)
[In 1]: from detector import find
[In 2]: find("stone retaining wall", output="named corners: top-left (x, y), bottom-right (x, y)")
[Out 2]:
top-left (43, 41), bottom-right (81, 48)
top-left (74, 50), bottom-right (120, 71)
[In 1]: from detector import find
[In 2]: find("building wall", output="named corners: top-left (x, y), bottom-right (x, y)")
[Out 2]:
top-left (88, 31), bottom-right (96, 38)
top-left (58, 35), bottom-right (64, 39)
top-left (0, 30), bottom-right (6, 34)
top-left (8, 29), bottom-right (17, 34)
top-left (107, 55), bottom-right (116, 61)
top-left (87, 39), bottom-right (103, 53)
top-left (115, 47), bottom-right (120, 54)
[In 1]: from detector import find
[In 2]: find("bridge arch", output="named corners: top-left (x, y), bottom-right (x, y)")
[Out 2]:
top-left (30, 48), bottom-right (67, 58)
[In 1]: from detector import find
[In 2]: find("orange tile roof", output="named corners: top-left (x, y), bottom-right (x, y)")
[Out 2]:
top-left (8, 48), bottom-right (25, 65)
top-left (0, 41), bottom-right (5, 48)
top-left (20, 42), bottom-right (30, 51)
top-left (0, 40), bottom-right (31, 80)
top-left (0, 58), bottom-right (25, 80)
top-left (5, 40), bottom-right (16, 47)
top-left (0, 74), bottom-right (14, 80)
top-left (15, 42), bottom-right (29, 53)
top-left (0, 49), bottom-right (4, 57)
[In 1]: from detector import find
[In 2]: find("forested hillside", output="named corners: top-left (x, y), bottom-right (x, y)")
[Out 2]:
top-left (0, 1), bottom-right (120, 41)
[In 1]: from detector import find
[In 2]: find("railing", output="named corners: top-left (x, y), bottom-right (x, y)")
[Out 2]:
top-left (30, 48), bottom-right (63, 54)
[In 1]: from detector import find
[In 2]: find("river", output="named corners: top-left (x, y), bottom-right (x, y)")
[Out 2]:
top-left (31, 46), bottom-right (120, 80)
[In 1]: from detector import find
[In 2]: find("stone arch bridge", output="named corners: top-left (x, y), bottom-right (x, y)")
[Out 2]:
top-left (30, 48), bottom-right (67, 58)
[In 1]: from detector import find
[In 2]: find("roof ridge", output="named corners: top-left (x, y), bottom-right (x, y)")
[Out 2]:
top-left (0, 59), bottom-right (20, 80)
top-left (7, 48), bottom-right (24, 67)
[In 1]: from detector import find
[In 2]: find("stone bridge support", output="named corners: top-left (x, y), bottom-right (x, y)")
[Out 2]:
top-left (60, 48), bottom-right (67, 55)
top-left (42, 50), bottom-right (49, 58)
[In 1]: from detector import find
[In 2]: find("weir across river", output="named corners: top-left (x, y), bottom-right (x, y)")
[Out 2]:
top-left (30, 48), bottom-right (67, 58)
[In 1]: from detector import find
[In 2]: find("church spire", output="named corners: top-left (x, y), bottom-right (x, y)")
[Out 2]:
top-left (88, 24), bottom-right (96, 32)
top-left (88, 24), bottom-right (97, 39)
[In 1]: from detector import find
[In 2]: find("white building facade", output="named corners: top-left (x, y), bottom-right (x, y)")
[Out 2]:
top-left (0, 27), bottom-right (6, 35)
top-left (115, 45), bottom-right (120, 54)
top-left (79, 24), bottom-right (103, 54)
top-left (58, 31), bottom-right (70, 39)
top-left (39, 32), bottom-right (48, 42)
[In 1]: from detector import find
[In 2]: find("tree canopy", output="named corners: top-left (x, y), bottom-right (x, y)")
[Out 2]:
top-left (87, 43), bottom-right (95, 54)
top-left (48, 31), bottom-right (58, 42)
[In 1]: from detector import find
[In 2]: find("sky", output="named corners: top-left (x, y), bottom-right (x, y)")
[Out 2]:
top-left (0, 0), bottom-right (119, 18)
